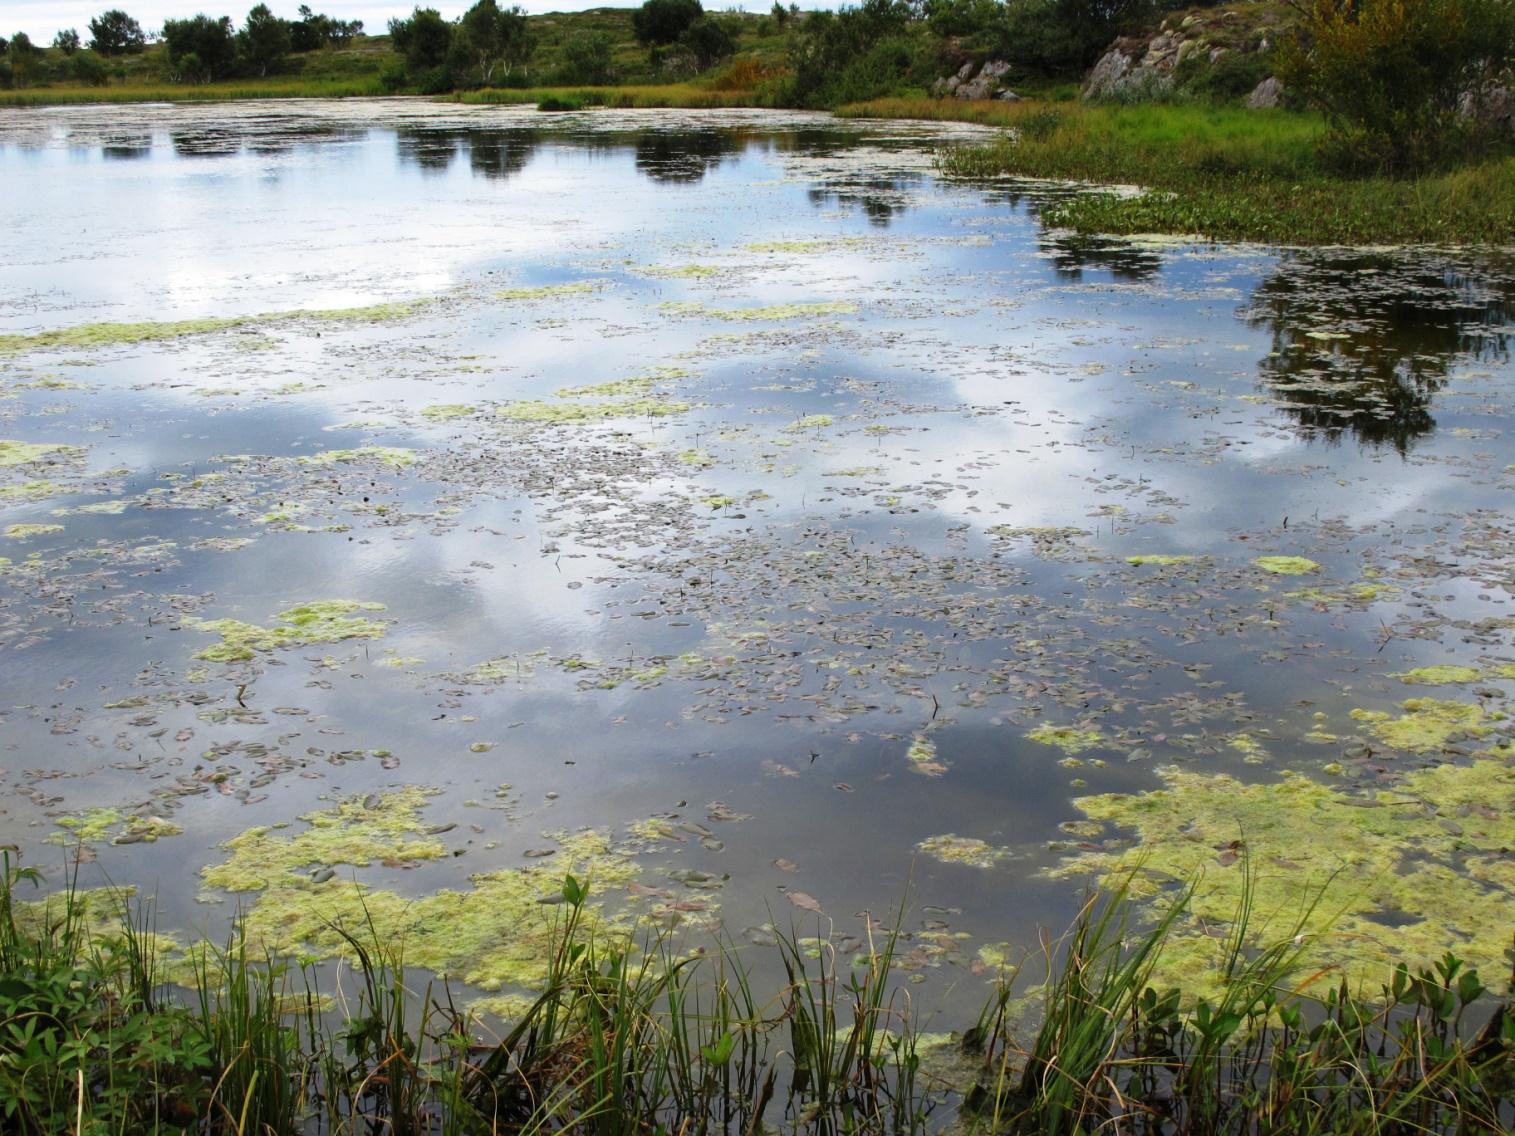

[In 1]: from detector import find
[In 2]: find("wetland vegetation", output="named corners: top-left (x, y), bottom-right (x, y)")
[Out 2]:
top-left (1, 4), bottom-right (1515, 1128)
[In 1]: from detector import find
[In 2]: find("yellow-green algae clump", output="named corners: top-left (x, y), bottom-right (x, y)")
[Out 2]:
top-left (1026, 723), bottom-right (1104, 755)
top-left (1253, 556), bottom-right (1320, 575)
top-left (298, 446), bottom-right (418, 470)
top-left (917, 835), bottom-right (1011, 869)
top-left (190, 600), bottom-right (387, 662)
top-left (1126, 554), bottom-right (1197, 566)
top-left (0, 440), bottom-right (82, 467)
top-left (50, 808), bottom-right (182, 845)
top-left (4, 523), bottom-right (64, 539)
top-left (202, 788), bottom-right (644, 993)
top-left (1349, 698), bottom-right (1492, 752)
top-left (1055, 760), bottom-right (1515, 988)
top-left (497, 399), bottom-right (690, 424)
top-left (1392, 666), bottom-right (1482, 686)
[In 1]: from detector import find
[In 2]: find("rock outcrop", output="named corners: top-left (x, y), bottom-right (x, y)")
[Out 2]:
top-left (1082, 6), bottom-right (1281, 102)
top-left (932, 58), bottom-right (1019, 101)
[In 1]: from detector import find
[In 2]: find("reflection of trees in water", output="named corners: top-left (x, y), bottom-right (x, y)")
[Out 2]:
top-left (1245, 253), bottom-right (1514, 453)
top-left (395, 128), bottom-right (542, 180)
top-left (101, 135), bottom-right (152, 160)
top-left (994, 188), bottom-right (1162, 280)
top-left (165, 124), bottom-right (359, 159)
top-left (633, 130), bottom-right (741, 183)
top-left (805, 176), bottom-right (916, 227)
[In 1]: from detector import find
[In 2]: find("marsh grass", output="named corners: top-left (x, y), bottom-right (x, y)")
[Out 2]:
top-left (454, 83), bottom-right (763, 109)
top-left (842, 96), bottom-right (1515, 244)
top-left (0, 77), bottom-right (389, 106)
top-left (0, 853), bottom-right (1509, 1134)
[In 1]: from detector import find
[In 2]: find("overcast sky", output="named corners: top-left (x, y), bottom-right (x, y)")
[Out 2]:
top-left (8, 1), bottom-right (825, 43)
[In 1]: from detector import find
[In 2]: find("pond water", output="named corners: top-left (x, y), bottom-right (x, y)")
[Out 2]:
top-left (1, 99), bottom-right (1512, 1018)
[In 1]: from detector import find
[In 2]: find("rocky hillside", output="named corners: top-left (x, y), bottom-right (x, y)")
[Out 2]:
top-left (1081, 1), bottom-right (1292, 105)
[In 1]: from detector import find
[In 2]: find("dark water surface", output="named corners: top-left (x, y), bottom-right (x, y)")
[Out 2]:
top-left (1, 100), bottom-right (1512, 1016)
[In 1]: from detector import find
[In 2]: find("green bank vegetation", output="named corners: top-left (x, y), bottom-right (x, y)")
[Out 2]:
top-left (2, 850), bottom-right (1511, 1134)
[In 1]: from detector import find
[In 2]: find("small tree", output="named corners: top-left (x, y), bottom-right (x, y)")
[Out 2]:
top-left (8, 32), bottom-right (38, 85)
top-left (54, 28), bottom-right (82, 54)
top-left (680, 15), bottom-right (735, 71)
top-left (558, 30), bottom-right (613, 82)
top-left (633, 0), bottom-right (703, 47)
top-left (73, 50), bottom-right (109, 84)
top-left (458, 0), bottom-right (530, 83)
top-left (1279, 0), bottom-right (1515, 172)
top-left (88, 9), bottom-right (146, 54)
top-left (238, 3), bottom-right (291, 76)
top-left (162, 14), bottom-right (237, 81)
top-left (389, 7), bottom-right (453, 71)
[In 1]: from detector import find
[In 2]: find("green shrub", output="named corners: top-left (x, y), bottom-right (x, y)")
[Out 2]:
top-left (1279, 0), bottom-right (1515, 172)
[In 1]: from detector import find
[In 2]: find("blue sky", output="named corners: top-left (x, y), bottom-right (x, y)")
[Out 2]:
top-left (8, 2), bottom-right (823, 43)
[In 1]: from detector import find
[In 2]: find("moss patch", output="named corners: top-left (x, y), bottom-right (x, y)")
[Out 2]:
top-left (421, 404), bottom-right (476, 420)
top-left (50, 808), bottom-right (182, 846)
top-left (1056, 760), bottom-right (1515, 987)
top-left (190, 600), bottom-right (387, 663)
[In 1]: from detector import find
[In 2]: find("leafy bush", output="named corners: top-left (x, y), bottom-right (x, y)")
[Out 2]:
top-left (1173, 44), bottom-right (1274, 102)
top-left (1279, 0), bottom-right (1515, 172)
top-left (633, 0), bottom-right (704, 46)
top-left (556, 31), bottom-right (614, 84)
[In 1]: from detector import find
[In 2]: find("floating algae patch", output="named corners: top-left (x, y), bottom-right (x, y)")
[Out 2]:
top-left (1253, 556), bottom-right (1320, 575)
top-left (0, 440), bottom-right (82, 467)
top-left (302, 298), bottom-right (437, 323)
top-left (204, 790), bottom-right (645, 993)
top-left (1027, 723), bottom-right (1104, 755)
top-left (496, 398), bottom-right (690, 424)
top-left (202, 788), bottom-right (448, 893)
top-left (907, 734), bottom-right (949, 777)
top-left (4, 523), bottom-right (64, 538)
top-left (421, 403), bottom-right (476, 420)
top-left (1055, 761), bottom-right (1515, 986)
top-left (0, 299), bottom-right (437, 355)
top-left (496, 282), bottom-right (601, 301)
top-left (298, 446), bottom-right (419, 470)
top-left (1125, 554), bottom-right (1198, 566)
top-left (190, 600), bottom-right (387, 663)
top-left (916, 835), bottom-right (1010, 869)
top-left (0, 316), bottom-right (253, 354)
top-left (50, 808), bottom-right (182, 846)
top-left (0, 479), bottom-right (64, 501)
top-left (678, 448), bottom-right (714, 467)
top-left (662, 301), bottom-right (858, 321)
top-left (554, 376), bottom-right (655, 399)
top-left (1349, 698), bottom-right (1491, 752)
top-left (786, 414), bottom-right (834, 431)
top-left (744, 238), bottom-right (870, 254)
top-left (639, 264), bottom-right (719, 279)
top-left (1392, 666), bottom-right (1482, 686)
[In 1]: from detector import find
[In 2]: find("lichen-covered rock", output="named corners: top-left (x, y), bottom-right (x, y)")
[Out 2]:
top-left (1459, 83), bottom-right (1515, 136)
top-left (1246, 75), bottom-right (1285, 108)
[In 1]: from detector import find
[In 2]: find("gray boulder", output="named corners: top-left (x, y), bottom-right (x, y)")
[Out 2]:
top-left (1246, 76), bottom-right (1284, 109)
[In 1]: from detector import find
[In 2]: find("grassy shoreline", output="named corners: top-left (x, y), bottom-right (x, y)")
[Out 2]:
top-left (838, 97), bottom-right (1515, 246)
top-left (3, 854), bottom-right (1511, 1134)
